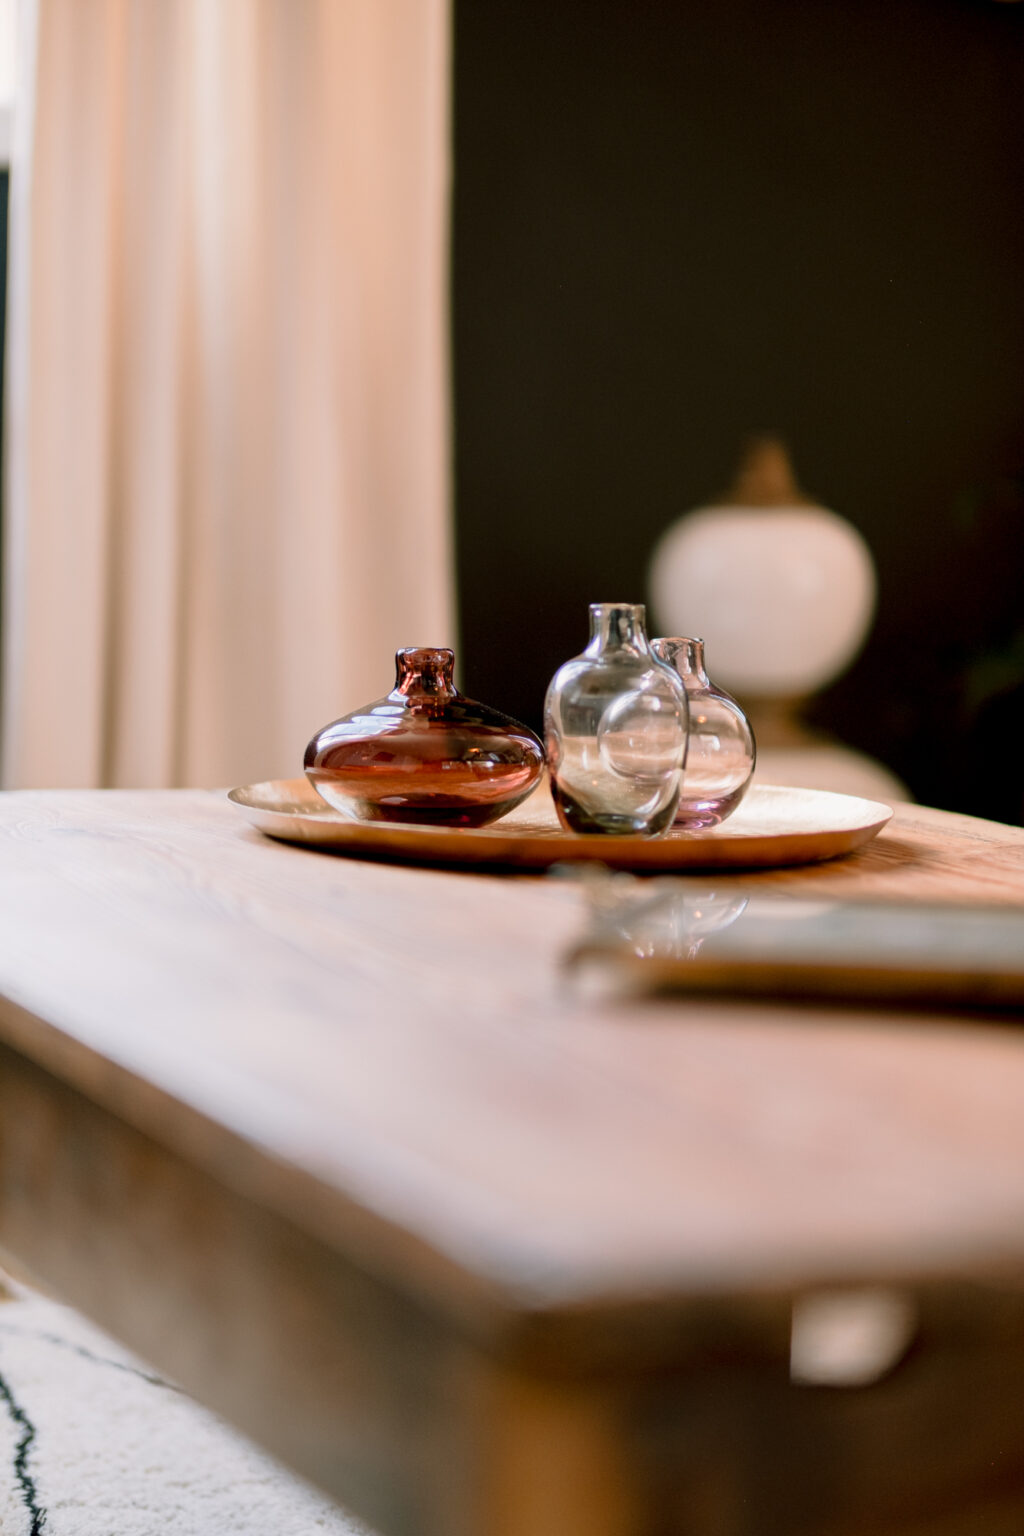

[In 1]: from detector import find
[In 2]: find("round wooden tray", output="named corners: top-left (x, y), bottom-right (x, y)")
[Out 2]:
top-left (227, 778), bottom-right (894, 872)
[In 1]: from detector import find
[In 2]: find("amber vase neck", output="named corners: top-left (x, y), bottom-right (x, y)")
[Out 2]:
top-left (586, 603), bottom-right (650, 658)
top-left (392, 647), bottom-right (458, 702)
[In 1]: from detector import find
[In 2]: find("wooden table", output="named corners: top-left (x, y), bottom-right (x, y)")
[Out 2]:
top-left (3, 789), bottom-right (1024, 1536)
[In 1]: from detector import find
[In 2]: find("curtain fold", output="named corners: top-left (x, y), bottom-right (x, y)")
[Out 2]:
top-left (2, 0), bottom-right (453, 788)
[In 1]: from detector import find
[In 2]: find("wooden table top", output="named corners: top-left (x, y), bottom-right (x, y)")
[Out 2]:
top-left (3, 787), bottom-right (1024, 1348)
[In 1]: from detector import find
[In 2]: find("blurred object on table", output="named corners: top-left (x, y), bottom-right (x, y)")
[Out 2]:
top-left (649, 436), bottom-right (908, 800)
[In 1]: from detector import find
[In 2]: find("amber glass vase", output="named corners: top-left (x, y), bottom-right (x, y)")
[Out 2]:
top-left (304, 648), bottom-right (545, 827)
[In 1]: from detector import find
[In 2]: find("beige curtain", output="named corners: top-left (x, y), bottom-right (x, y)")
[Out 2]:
top-left (2, 0), bottom-right (453, 788)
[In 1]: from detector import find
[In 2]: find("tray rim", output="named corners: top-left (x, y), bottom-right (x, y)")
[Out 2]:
top-left (227, 778), bottom-right (895, 873)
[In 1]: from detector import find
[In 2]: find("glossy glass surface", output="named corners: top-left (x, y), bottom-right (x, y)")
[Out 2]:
top-left (544, 603), bottom-right (688, 836)
top-left (585, 878), bottom-right (750, 962)
top-left (651, 637), bottom-right (756, 829)
top-left (305, 648), bottom-right (545, 827)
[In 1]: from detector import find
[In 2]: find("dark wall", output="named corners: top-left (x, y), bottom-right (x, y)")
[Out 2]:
top-left (452, 0), bottom-right (1024, 822)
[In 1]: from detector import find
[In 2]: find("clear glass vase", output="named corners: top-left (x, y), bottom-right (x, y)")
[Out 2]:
top-left (544, 603), bottom-right (689, 836)
top-left (651, 637), bottom-right (756, 828)
top-left (304, 647), bottom-right (545, 827)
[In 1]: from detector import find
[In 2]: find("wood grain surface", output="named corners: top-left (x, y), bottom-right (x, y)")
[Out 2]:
top-left (4, 788), bottom-right (1024, 1533)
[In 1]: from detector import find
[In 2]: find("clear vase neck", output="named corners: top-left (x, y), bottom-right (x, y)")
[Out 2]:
top-left (392, 647), bottom-right (457, 701)
top-left (652, 636), bottom-right (709, 685)
top-left (586, 603), bottom-right (651, 657)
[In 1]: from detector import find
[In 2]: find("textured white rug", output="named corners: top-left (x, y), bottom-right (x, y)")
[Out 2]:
top-left (0, 1273), bottom-right (372, 1536)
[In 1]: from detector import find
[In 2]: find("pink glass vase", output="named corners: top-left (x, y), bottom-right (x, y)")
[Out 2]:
top-left (651, 637), bottom-right (756, 829)
top-left (304, 647), bottom-right (545, 827)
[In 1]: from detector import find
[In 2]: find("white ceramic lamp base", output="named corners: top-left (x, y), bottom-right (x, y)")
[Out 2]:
top-left (648, 437), bottom-right (904, 800)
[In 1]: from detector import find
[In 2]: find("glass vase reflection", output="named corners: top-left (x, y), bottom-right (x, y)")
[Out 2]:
top-left (305, 647), bottom-right (545, 827)
top-left (599, 883), bottom-right (750, 961)
top-left (544, 603), bottom-right (688, 836)
top-left (651, 637), bottom-right (756, 829)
